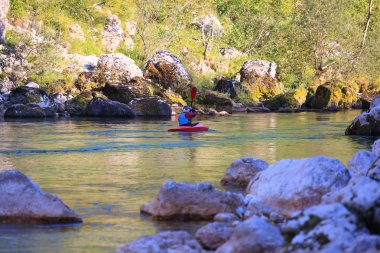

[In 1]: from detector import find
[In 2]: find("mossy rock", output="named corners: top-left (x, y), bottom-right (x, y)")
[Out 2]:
top-left (264, 88), bottom-right (307, 111)
top-left (200, 90), bottom-right (234, 113)
top-left (9, 86), bottom-right (49, 105)
top-left (241, 75), bottom-right (283, 101)
top-left (67, 91), bottom-right (106, 116)
top-left (128, 97), bottom-right (172, 117)
top-left (144, 50), bottom-right (192, 96)
top-left (75, 72), bottom-right (106, 92)
top-left (311, 83), bottom-right (342, 109)
top-left (101, 77), bottom-right (153, 104)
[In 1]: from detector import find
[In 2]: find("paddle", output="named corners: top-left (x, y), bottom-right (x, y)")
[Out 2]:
top-left (190, 86), bottom-right (197, 108)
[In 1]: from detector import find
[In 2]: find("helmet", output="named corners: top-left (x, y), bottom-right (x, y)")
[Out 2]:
top-left (183, 106), bottom-right (190, 113)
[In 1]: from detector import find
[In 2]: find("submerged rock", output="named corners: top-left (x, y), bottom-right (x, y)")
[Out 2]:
top-left (195, 222), bottom-right (234, 250)
top-left (114, 231), bottom-right (206, 253)
top-left (216, 216), bottom-right (284, 253)
top-left (128, 97), bottom-right (171, 117)
top-left (282, 203), bottom-right (367, 252)
top-left (246, 156), bottom-right (351, 215)
top-left (220, 157), bottom-right (268, 188)
top-left (144, 50), bottom-right (192, 94)
top-left (0, 170), bottom-right (82, 224)
top-left (86, 98), bottom-right (135, 117)
top-left (140, 180), bottom-right (244, 220)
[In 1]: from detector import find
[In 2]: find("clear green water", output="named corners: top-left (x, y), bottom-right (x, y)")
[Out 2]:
top-left (0, 111), bottom-right (375, 253)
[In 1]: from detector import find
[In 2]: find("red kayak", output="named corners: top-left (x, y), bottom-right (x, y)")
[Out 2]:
top-left (168, 123), bottom-right (209, 132)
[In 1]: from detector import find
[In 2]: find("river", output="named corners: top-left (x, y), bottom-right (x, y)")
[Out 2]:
top-left (0, 111), bottom-right (375, 253)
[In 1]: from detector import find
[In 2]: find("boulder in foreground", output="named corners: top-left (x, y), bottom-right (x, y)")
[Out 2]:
top-left (0, 170), bottom-right (82, 224)
top-left (247, 156), bottom-right (350, 215)
top-left (140, 180), bottom-right (244, 220)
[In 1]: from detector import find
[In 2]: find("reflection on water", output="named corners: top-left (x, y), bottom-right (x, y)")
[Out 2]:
top-left (0, 111), bottom-right (377, 253)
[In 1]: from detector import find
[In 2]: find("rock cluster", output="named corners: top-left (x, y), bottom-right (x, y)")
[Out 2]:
top-left (118, 139), bottom-right (380, 253)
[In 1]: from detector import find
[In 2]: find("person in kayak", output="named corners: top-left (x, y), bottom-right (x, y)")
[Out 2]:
top-left (178, 106), bottom-right (198, 126)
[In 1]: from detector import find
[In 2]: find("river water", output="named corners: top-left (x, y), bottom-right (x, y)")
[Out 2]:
top-left (0, 111), bottom-right (375, 253)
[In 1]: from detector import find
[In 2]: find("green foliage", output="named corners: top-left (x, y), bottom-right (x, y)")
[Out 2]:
top-left (7, 0), bottom-right (380, 94)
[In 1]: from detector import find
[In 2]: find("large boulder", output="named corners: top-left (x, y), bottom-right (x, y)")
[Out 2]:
top-left (201, 90), bottom-right (234, 113)
top-left (140, 180), bottom-right (244, 220)
top-left (85, 98), bottom-right (135, 117)
top-left (114, 231), bottom-right (207, 253)
top-left (311, 82), bottom-right (358, 110)
top-left (4, 86), bottom-right (57, 117)
top-left (66, 91), bottom-right (96, 116)
top-left (282, 203), bottom-right (368, 252)
top-left (0, 0), bottom-right (9, 44)
top-left (240, 60), bottom-right (282, 101)
top-left (144, 50), bottom-right (192, 94)
top-left (128, 97), bottom-right (171, 117)
top-left (263, 88), bottom-right (307, 111)
top-left (195, 222), bottom-right (234, 250)
top-left (0, 170), bottom-right (82, 224)
top-left (220, 157), bottom-right (269, 188)
top-left (345, 95), bottom-right (380, 136)
top-left (350, 235), bottom-right (380, 253)
top-left (240, 60), bottom-right (277, 79)
top-left (246, 156), bottom-right (351, 215)
top-left (216, 216), bottom-right (285, 253)
top-left (102, 15), bottom-right (123, 52)
top-left (4, 104), bottom-right (51, 118)
top-left (323, 175), bottom-right (380, 233)
top-left (97, 53), bottom-right (143, 85)
top-left (101, 77), bottom-right (153, 104)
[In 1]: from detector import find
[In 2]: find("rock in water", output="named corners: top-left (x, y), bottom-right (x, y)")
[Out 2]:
top-left (0, 170), bottom-right (82, 224)
top-left (216, 216), bottom-right (284, 253)
top-left (128, 97), bottom-right (171, 116)
top-left (144, 50), bottom-right (192, 94)
top-left (345, 95), bottom-right (380, 136)
top-left (140, 180), bottom-right (244, 220)
top-left (4, 86), bottom-right (57, 117)
top-left (114, 231), bottom-right (206, 253)
top-left (85, 98), bottom-right (135, 117)
top-left (220, 157), bottom-right (269, 187)
top-left (246, 156), bottom-right (350, 215)
top-left (97, 53), bottom-right (143, 84)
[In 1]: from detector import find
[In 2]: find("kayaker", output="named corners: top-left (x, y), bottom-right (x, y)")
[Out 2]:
top-left (178, 106), bottom-right (198, 126)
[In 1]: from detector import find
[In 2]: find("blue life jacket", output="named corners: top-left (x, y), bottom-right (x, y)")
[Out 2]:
top-left (178, 113), bottom-right (190, 126)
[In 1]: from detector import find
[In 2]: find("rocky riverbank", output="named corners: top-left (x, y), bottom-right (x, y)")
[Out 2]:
top-left (114, 138), bottom-right (380, 252)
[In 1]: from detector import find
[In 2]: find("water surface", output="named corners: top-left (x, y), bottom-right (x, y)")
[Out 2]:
top-left (0, 111), bottom-right (375, 253)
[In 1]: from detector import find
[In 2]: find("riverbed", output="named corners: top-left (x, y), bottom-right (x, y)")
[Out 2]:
top-left (0, 111), bottom-right (375, 253)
